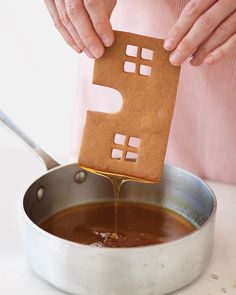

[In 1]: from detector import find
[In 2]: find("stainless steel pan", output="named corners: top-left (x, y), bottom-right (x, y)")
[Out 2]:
top-left (0, 110), bottom-right (216, 295)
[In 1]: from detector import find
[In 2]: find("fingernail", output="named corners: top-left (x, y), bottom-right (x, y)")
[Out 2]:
top-left (90, 45), bottom-right (103, 58)
top-left (164, 37), bottom-right (174, 51)
top-left (84, 48), bottom-right (94, 58)
top-left (72, 45), bottom-right (82, 54)
top-left (102, 34), bottom-right (112, 47)
top-left (169, 51), bottom-right (181, 66)
top-left (190, 58), bottom-right (198, 66)
top-left (204, 55), bottom-right (214, 65)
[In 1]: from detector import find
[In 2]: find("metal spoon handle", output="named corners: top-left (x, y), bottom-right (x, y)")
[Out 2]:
top-left (0, 110), bottom-right (59, 170)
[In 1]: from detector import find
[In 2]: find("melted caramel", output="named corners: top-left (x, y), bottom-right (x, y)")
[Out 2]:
top-left (79, 167), bottom-right (151, 239)
top-left (40, 168), bottom-right (195, 247)
top-left (40, 201), bottom-right (195, 248)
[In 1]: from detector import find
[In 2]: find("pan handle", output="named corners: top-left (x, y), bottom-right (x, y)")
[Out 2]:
top-left (0, 110), bottom-right (60, 170)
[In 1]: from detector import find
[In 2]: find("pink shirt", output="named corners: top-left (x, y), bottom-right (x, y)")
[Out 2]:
top-left (72, 0), bottom-right (236, 184)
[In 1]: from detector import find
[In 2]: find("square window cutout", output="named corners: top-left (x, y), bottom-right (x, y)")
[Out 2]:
top-left (124, 61), bottom-right (136, 73)
top-left (128, 136), bottom-right (140, 148)
top-left (111, 148), bottom-right (122, 160)
top-left (114, 133), bottom-right (126, 145)
top-left (125, 151), bottom-right (138, 162)
top-left (126, 45), bottom-right (138, 57)
top-left (141, 48), bottom-right (153, 60)
top-left (140, 64), bottom-right (152, 76)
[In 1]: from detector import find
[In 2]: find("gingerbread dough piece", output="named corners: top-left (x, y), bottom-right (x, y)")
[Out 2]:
top-left (78, 31), bottom-right (180, 183)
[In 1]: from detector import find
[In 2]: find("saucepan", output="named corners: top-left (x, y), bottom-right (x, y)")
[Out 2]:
top-left (0, 110), bottom-right (216, 295)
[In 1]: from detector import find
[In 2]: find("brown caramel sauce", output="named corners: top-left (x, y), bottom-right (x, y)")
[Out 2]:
top-left (40, 168), bottom-right (195, 247)
top-left (79, 168), bottom-right (150, 240)
top-left (40, 201), bottom-right (195, 248)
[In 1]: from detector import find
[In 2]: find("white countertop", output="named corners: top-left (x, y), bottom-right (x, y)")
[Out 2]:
top-left (0, 148), bottom-right (236, 295)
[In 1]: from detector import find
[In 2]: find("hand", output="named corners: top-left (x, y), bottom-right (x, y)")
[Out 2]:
top-left (44, 0), bottom-right (117, 58)
top-left (164, 0), bottom-right (236, 66)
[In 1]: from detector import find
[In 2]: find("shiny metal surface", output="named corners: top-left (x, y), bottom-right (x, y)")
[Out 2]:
top-left (0, 110), bottom-right (59, 170)
top-left (74, 170), bottom-right (87, 184)
top-left (22, 164), bottom-right (216, 295)
top-left (36, 186), bottom-right (46, 201)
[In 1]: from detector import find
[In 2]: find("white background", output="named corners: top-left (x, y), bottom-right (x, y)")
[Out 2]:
top-left (0, 1), bottom-right (79, 164)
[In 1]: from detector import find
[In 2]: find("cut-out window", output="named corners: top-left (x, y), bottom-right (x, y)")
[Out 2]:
top-left (126, 151), bottom-right (138, 162)
top-left (124, 45), bottom-right (153, 77)
top-left (128, 136), bottom-right (140, 148)
top-left (126, 45), bottom-right (138, 57)
top-left (111, 148), bottom-right (122, 160)
top-left (114, 133), bottom-right (126, 145)
top-left (124, 61), bottom-right (136, 73)
top-left (141, 48), bottom-right (153, 60)
top-left (140, 65), bottom-right (152, 76)
top-left (111, 134), bottom-right (140, 163)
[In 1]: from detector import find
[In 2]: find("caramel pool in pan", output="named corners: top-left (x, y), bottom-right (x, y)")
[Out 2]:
top-left (40, 201), bottom-right (196, 248)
